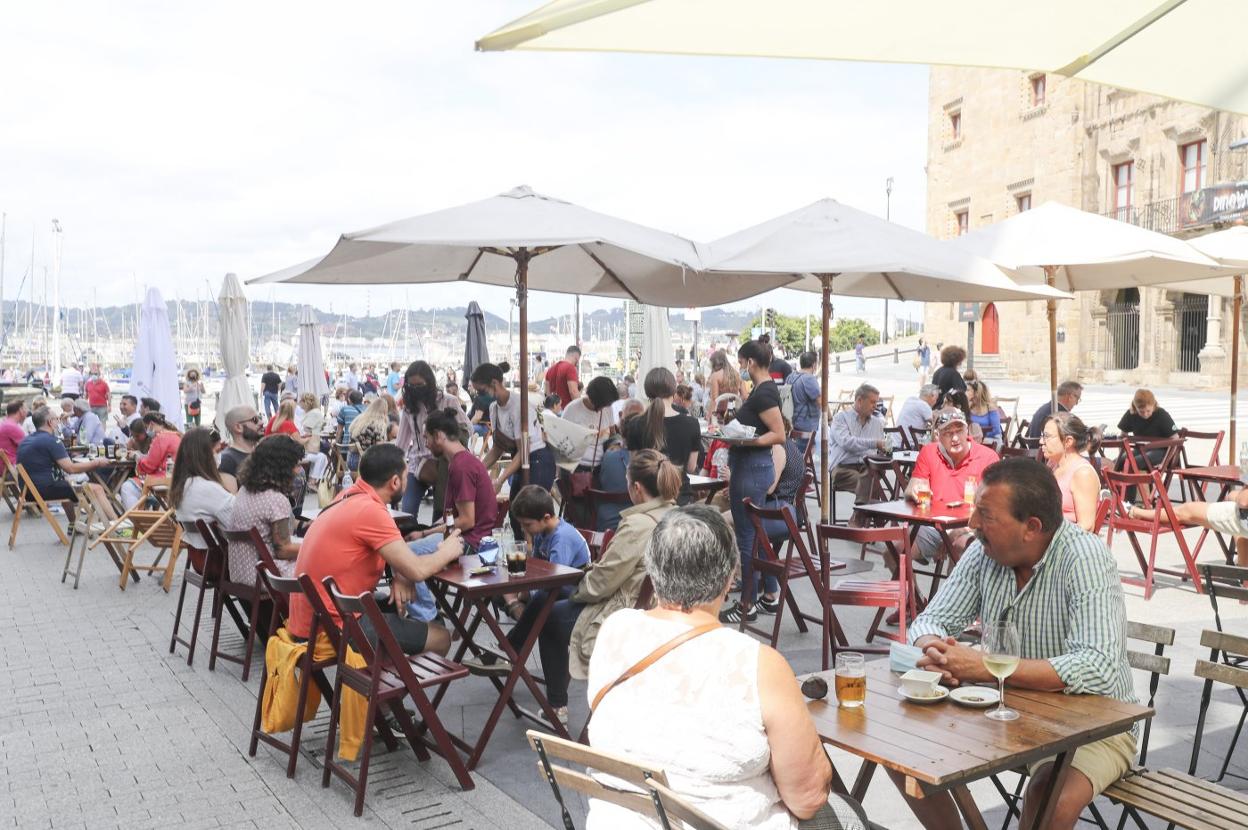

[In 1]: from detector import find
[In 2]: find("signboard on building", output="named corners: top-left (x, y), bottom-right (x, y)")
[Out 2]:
top-left (1191, 181), bottom-right (1248, 226)
top-left (957, 302), bottom-right (981, 323)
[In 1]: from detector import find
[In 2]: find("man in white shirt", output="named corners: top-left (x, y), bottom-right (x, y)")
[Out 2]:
top-left (827, 383), bottom-right (888, 505)
top-left (60, 363), bottom-right (84, 399)
top-left (897, 384), bottom-right (940, 442)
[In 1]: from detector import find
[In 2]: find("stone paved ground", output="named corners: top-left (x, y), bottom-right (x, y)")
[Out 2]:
top-left (6, 363), bottom-right (1248, 829)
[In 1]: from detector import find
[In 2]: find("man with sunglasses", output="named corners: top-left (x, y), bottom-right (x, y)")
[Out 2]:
top-left (218, 405), bottom-right (264, 491)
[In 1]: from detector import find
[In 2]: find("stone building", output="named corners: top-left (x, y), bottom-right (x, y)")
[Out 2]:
top-left (922, 66), bottom-right (1248, 388)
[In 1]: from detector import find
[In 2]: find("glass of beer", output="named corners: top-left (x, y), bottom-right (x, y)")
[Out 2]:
top-left (914, 481), bottom-right (932, 510)
top-left (506, 543), bottom-right (528, 578)
top-left (834, 652), bottom-right (866, 708)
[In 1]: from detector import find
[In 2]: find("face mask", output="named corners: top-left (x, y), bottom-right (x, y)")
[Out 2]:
top-left (740, 369), bottom-right (751, 381)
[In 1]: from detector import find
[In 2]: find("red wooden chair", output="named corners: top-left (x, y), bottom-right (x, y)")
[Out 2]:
top-left (577, 527), bottom-right (615, 563)
top-left (586, 488), bottom-right (631, 531)
top-left (883, 425), bottom-right (909, 451)
top-left (209, 526), bottom-right (278, 681)
top-left (816, 524), bottom-right (913, 668)
top-left (1120, 435), bottom-right (1185, 500)
top-left (247, 564), bottom-right (334, 778)
top-left (168, 519), bottom-right (228, 667)
top-left (321, 577), bottom-right (473, 816)
top-left (905, 424), bottom-right (929, 449)
top-left (1177, 428), bottom-right (1226, 501)
top-left (863, 456), bottom-right (905, 503)
top-left (741, 498), bottom-right (821, 652)
top-left (1104, 469), bottom-right (1202, 600)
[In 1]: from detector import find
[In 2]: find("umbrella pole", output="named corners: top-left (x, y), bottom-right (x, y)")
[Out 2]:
top-left (516, 250), bottom-right (531, 485)
top-left (1045, 265), bottom-right (1058, 412)
top-left (1233, 274), bottom-right (1242, 465)
top-left (819, 274), bottom-right (832, 524)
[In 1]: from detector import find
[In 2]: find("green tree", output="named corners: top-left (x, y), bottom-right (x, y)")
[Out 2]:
top-left (746, 311), bottom-right (822, 357)
top-left (827, 318), bottom-right (880, 352)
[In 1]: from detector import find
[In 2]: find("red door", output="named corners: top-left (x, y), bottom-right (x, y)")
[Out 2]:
top-left (981, 303), bottom-right (1000, 354)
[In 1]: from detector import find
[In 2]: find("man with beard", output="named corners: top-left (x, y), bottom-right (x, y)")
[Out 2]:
top-left (395, 360), bottom-right (470, 518)
top-left (892, 458), bottom-right (1136, 830)
top-left (218, 405), bottom-right (265, 491)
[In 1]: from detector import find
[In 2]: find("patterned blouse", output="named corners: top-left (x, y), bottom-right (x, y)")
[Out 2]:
top-left (395, 392), bottom-right (471, 475)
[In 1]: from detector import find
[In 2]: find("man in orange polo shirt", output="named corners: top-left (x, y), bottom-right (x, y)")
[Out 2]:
top-left (904, 410), bottom-right (999, 562)
top-left (287, 443), bottom-right (463, 655)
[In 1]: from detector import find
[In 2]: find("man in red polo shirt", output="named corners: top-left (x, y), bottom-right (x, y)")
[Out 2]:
top-left (904, 410), bottom-right (999, 561)
top-left (286, 443), bottom-right (464, 655)
top-left (544, 345), bottom-right (581, 409)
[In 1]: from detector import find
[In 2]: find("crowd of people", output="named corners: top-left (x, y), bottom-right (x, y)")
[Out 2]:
top-left (18, 337), bottom-right (1227, 830)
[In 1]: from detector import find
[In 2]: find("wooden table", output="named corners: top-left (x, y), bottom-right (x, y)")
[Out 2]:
top-left (807, 662), bottom-right (1153, 830)
top-left (687, 473), bottom-right (727, 503)
top-left (853, 498), bottom-right (972, 603)
top-left (892, 450), bottom-right (919, 467)
top-left (428, 555), bottom-right (584, 768)
top-left (1175, 465), bottom-right (1243, 565)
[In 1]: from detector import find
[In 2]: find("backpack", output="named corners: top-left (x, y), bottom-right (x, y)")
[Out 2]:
top-left (777, 382), bottom-right (794, 422)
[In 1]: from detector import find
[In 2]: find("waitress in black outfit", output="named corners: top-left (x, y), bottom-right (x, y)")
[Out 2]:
top-left (720, 339), bottom-right (787, 624)
top-left (623, 367), bottom-right (702, 504)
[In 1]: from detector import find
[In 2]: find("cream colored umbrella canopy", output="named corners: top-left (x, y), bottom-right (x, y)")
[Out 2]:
top-left (251, 186), bottom-right (797, 483)
top-left (477, 0), bottom-right (1248, 115)
top-left (705, 198), bottom-right (1070, 522)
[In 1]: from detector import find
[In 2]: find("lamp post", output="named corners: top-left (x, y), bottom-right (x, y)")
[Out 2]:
top-left (883, 177), bottom-right (894, 344)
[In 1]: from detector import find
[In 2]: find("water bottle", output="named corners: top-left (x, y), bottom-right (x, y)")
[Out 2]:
top-left (1239, 442), bottom-right (1248, 483)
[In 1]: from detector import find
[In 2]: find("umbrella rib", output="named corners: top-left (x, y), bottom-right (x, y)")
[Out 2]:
top-left (578, 244), bottom-right (643, 304)
top-left (1056, 0), bottom-right (1187, 76)
top-left (459, 249), bottom-right (486, 280)
top-left (880, 272), bottom-right (905, 301)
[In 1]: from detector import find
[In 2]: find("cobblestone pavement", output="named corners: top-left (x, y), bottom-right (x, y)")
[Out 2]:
top-left (0, 509), bottom-right (550, 830)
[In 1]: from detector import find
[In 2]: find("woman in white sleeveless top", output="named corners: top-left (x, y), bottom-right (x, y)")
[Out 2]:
top-left (586, 506), bottom-right (867, 830)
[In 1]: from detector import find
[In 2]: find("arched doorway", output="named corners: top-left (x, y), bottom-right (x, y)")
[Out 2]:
top-left (981, 303), bottom-right (1000, 354)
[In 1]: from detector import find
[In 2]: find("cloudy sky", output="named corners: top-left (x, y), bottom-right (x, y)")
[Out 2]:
top-left (0, 1), bottom-right (929, 324)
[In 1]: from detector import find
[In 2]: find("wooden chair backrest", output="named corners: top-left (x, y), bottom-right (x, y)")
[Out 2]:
top-left (1196, 629), bottom-right (1248, 692)
top-left (647, 781), bottom-right (730, 830)
top-left (1200, 563), bottom-right (1248, 635)
top-left (295, 572), bottom-right (339, 652)
top-left (863, 456), bottom-right (902, 502)
top-left (0, 451), bottom-right (18, 482)
top-left (1104, 469), bottom-right (1177, 525)
top-left (256, 562), bottom-right (301, 629)
top-left (1121, 435), bottom-right (1184, 476)
top-left (1125, 619), bottom-right (1176, 763)
top-left (905, 424), bottom-right (929, 449)
top-left (1179, 428), bottom-right (1225, 467)
top-left (128, 509), bottom-right (179, 549)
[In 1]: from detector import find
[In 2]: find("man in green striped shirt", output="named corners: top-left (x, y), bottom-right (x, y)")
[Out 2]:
top-left (895, 457), bottom-right (1136, 830)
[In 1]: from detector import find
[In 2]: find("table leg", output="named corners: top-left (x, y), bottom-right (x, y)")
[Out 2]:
top-left (465, 589), bottom-right (569, 769)
top-left (850, 761), bottom-right (876, 802)
top-left (1024, 749), bottom-right (1073, 830)
top-left (427, 590), bottom-right (522, 720)
top-left (950, 785), bottom-right (990, 830)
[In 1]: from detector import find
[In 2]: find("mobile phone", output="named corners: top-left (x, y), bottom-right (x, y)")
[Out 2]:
top-left (469, 565), bottom-right (495, 576)
top-left (945, 500), bottom-right (964, 508)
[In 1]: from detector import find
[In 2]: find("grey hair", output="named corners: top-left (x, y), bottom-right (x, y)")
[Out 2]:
top-left (31, 406), bottom-right (54, 430)
top-left (919, 383), bottom-right (940, 399)
top-left (644, 505), bottom-right (737, 612)
top-left (855, 383), bottom-right (880, 401)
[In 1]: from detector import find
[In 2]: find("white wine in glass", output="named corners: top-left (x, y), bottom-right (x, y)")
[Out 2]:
top-left (982, 620), bottom-right (1020, 721)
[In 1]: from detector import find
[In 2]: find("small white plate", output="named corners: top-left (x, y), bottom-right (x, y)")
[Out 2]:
top-left (950, 686), bottom-right (1001, 708)
top-left (898, 685), bottom-right (949, 704)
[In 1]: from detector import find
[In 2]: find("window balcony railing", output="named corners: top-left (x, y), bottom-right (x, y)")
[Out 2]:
top-left (1101, 193), bottom-right (1210, 236)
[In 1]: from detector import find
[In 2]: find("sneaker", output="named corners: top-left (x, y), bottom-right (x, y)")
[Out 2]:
top-left (546, 706), bottom-right (569, 728)
top-left (757, 596), bottom-right (781, 615)
top-left (462, 655), bottom-right (512, 676)
top-left (718, 603), bottom-right (758, 624)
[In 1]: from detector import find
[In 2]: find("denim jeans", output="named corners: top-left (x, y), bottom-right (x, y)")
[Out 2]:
top-left (404, 533), bottom-right (444, 622)
top-left (262, 390), bottom-right (279, 418)
top-left (507, 444), bottom-right (556, 493)
top-left (728, 447), bottom-right (775, 606)
top-left (506, 588), bottom-right (584, 707)
top-left (401, 473), bottom-right (431, 521)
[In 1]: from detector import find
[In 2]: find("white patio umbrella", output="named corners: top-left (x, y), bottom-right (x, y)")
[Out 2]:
top-left (636, 305), bottom-right (675, 396)
top-left (477, 1), bottom-right (1248, 115)
top-left (1156, 227), bottom-right (1248, 460)
top-left (251, 186), bottom-right (796, 482)
top-left (296, 306), bottom-right (330, 403)
top-left (705, 198), bottom-right (1070, 520)
top-left (130, 287), bottom-right (184, 431)
top-left (215, 273), bottom-right (253, 433)
top-left (952, 201), bottom-right (1231, 408)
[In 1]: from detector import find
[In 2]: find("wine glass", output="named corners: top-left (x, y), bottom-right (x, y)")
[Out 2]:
top-left (981, 620), bottom-right (1020, 722)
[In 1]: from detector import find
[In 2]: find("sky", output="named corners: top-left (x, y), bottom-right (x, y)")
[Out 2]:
top-left (0, 1), bottom-right (930, 327)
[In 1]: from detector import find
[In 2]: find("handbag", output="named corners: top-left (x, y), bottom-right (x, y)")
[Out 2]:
top-left (417, 458), bottom-right (439, 485)
top-left (568, 411), bottom-right (603, 498)
top-left (316, 475), bottom-right (335, 509)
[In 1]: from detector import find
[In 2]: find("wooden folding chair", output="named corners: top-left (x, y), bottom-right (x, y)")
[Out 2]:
top-left (209, 526), bottom-right (274, 681)
top-left (863, 456), bottom-right (904, 503)
top-left (904, 424), bottom-right (929, 449)
top-left (740, 498), bottom-right (822, 652)
top-left (248, 564), bottom-right (335, 779)
top-left (1191, 628), bottom-right (1248, 786)
top-left (1177, 428), bottom-right (1227, 501)
top-left (1105, 469), bottom-right (1203, 599)
top-left (883, 425), bottom-right (908, 450)
top-left (1120, 434), bottom-right (1185, 501)
top-left (61, 483), bottom-right (132, 589)
top-left (878, 394), bottom-right (895, 426)
top-left (322, 577), bottom-right (472, 816)
top-left (118, 508), bottom-right (183, 591)
top-left (817, 524), bottom-right (913, 668)
top-left (1011, 420), bottom-right (1031, 448)
top-left (8, 463), bottom-right (73, 547)
top-left (586, 488), bottom-right (631, 532)
top-left (577, 527), bottom-right (615, 563)
top-left (0, 451), bottom-right (23, 513)
top-left (169, 520), bottom-right (227, 666)
top-left (527, 730), bottom-right (729, 830)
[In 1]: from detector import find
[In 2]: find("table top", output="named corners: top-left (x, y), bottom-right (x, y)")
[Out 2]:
top-left (1176, 465), bottom-right (1242, 483)
top-left (892, 450), bottom-right (919, 465)
top-left (432, 554), bottom-right (583, 598)
top-left (806, 662), bottom-right (1152, 791)
top-left (854, 498), bottom-right (973, 527)
top-left (687, 474), bottom-right (723, 488)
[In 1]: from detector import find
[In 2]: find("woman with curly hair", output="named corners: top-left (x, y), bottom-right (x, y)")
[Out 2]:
top-left (224, 434), bottom-right (304, 583)
top-left (395, 360), bottom-right (470, 516)
top-left (931, 344), bottom-right (967, 409)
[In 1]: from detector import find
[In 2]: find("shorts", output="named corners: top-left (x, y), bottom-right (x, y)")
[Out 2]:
top-left (1205, 501), bottom-right (1248, 538)
top-left (1027, 731), bottom-right (1136, 796)
top-left (33, 480), bottom-right (77, 503)
top-left (360, 610), bottom-right (428, 655)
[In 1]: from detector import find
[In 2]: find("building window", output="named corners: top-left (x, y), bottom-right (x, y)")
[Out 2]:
top-left (1030, 74), bottom-right (1046, 107)
top-left (1181, 139), bottom-right (1207, 194)
top-left (1112, 161), bottom-right (1133, 218)
top-left (1016, 193), bottom-right (1032, 213)
top-left (955, 210), bottom-right (969, 236)
top-left (949, 111), bottom-right (961, 140)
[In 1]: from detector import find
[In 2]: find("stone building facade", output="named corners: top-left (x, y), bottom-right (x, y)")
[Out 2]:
top-left (922, 66), bottom-right (1248, 388)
